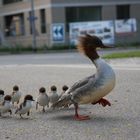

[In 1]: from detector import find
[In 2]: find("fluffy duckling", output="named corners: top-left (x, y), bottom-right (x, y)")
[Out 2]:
top-left (49, 85), bottom-right (59, 108)
top-left (60, 85), bottom-right (69, 98)
top-left (11, 85), bottom-right (22, 105)
top-left (15, 95), bottom-right (34, 118)
top-left (52, 34), bottom-right (116, 120)
top-left (0, 95), bottom-right (12, 117)
top-left (36, 87), bottom-right (49, 112)
top-left (60, 85), bottom-right (69, 108)
top-left (0, 90), bottom-right (5, 105)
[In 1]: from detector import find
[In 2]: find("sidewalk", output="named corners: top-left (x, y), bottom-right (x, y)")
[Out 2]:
top-left (106, 57), bottom-right (140, 67)
top-left (99, 47), bottom-right (140, 66)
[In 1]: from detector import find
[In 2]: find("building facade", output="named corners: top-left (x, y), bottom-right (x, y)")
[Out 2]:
top-left (0, 0), bottom-right (140, 47)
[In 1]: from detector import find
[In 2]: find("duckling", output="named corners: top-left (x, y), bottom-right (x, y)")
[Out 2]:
top-left (52, 34), bottom-right (116, 120)
top-left (60, 85), bottom-right (70, 108)
top-left (0, 90), bottom-right (4, 105)
top-left (49, 85), bottom-right (59, 108)
top-left (15, 95), bottom-right (34, 118)
top-left (36, 87), bottom-right (49, 112)
top-left (11, 85), bottom-right (22, 105)
top-left (60, 85), bottom-right (69, 98)
top-left (0, 95), bottom-right (12, 117)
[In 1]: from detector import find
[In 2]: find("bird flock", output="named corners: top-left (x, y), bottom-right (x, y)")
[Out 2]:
top-left (0, 85), bottom-right (69, 118)
top-left (0, 35), bottom-right (116, 121)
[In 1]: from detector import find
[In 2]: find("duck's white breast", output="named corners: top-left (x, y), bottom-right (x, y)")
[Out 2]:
top-left (17, 102), bottom-right (32, 114)
top-left (80, 58), bottom-right (116, 104)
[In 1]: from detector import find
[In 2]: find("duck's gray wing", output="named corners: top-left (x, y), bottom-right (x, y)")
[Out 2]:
top-left (66, 74), bottom-right (95, 94)
top-left (52, 74), bottom-right (96, 108)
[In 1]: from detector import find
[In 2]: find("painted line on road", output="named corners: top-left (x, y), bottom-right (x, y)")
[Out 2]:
top-left (27, 64), bottom-right (140, 71)
top-left (32, 64), bottom-right (140, 71)
top-left (1, 64), bottom-right (140, 71)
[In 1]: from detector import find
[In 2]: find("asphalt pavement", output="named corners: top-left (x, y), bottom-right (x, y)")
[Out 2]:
top-left (0, 50), bottom-right (140, 140)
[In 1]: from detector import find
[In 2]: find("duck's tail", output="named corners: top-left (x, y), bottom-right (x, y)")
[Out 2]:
top-left (51, 94), bottom-right (72, 108)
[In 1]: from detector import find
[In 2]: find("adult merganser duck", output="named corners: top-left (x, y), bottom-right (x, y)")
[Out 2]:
top-left (11, 85), bottom-right (22, 105)
top-left (15, 95), bottom-right (34, 118)
top-left (52, 34), bottom-right (116, 120)
top-left (0, 95), bottom-right (12, 116)
top-left (36, 87), bottom-right (49, 112)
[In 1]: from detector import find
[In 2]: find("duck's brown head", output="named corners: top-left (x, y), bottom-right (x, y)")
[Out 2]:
top-left (62, 85), bottom-right (69, 91)
top-left (24, 94), bottom-right (34, 101)
top-left (0, 90), bottom-right (4, 96)
top-left (77, 34), bottom-right (111, 59)
top-left (39, 87), bottom-right (46, 93)
top-left (51, 85), bottom-right (57, 92)
top-left (13, 85), bottom-right (19, 91)
top-left (4, 95), bottom-right (12, 101)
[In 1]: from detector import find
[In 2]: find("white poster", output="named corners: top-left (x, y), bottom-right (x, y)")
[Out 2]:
top-left (69, 20), bottom-right (114, 45)
top-left (115, 18), bottom-right (137, 34)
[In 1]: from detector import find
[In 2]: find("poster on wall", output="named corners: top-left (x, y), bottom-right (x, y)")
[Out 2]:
top-left (51, 23), bottom-right (65, 43)
top-left (69, 20), bottom-right (115, 45)
top-left (115, 18), bottom-right (137, 34)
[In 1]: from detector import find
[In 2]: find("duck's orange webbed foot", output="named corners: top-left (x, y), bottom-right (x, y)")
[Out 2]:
top-left (74, 114), bottom-right (90, 121)
top-left (74, 103), bottom-right (90, 121)
top-left (92, 98), bottom-right (111, 107)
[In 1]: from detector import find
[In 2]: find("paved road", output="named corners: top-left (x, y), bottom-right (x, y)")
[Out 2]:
top-left (0, 48), bottom-right (139, 65)
top-left (0, 52), bottom-right (140, 140)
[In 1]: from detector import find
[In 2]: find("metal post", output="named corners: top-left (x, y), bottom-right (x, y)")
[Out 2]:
top-left (30, 0), bottom-right (37, 52)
